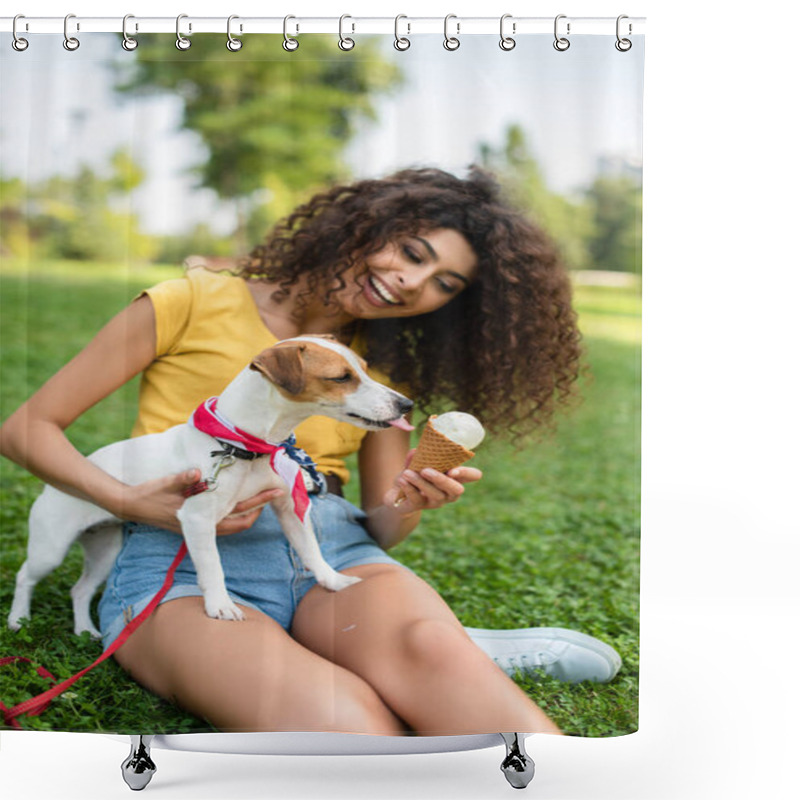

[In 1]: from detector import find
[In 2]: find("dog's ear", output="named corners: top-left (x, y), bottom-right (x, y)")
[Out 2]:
top-left (250, 344), bottom-right (306, 395)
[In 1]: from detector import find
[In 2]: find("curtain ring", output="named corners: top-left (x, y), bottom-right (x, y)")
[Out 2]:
top-left (553, 14), bottom-right (570, 51)
top-left (394, 15), bottom-right (411, 51)
top-left (227, 15), bottom-right (243, 51)
top-left (338, 15), bottom-right (355, 51)
top-left (63, 14), bottom-right (80, 51)
top-left (176, 14), bottom-right (191, 50)
top-left (499, 14), bottom-right (516, 51)
top-left (12, 15), bottom-right (29, 52)
top-left (121, 14), bottom-right (138, 51)
top-left (283, 15), bottom-right (299, 51)
top-left (615, 15), bottom-right (632, 51)
top-left (443, 14), bottom-right (460, 51)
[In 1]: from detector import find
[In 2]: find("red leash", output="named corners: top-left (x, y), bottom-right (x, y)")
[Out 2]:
top-left (0, 657), bottom-right (58, 729)
top-left (1, 542), bottom-right (187, 729)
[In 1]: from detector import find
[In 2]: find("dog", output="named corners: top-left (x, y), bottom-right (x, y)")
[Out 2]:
top-left (8, 335), bottom-right (414, 638)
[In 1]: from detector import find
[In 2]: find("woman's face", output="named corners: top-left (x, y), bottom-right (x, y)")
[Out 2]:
top-left (339, 228), bottom-right (478, 320)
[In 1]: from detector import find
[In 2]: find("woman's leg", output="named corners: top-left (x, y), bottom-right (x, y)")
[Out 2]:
top-left (114, 596), bottom-right (404, 735)
top-left (291, 565), bottom-right (561, 736)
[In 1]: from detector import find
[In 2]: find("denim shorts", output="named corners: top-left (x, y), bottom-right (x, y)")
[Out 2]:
top-left (97, 493), bottom-right (405, 650)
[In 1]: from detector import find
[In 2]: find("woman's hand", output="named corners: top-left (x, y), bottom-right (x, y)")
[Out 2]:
top-left (360, 430), bottom-right (482, 550)
top-left (118, 470), bottom-right (283, 536)
top-left (384, 449), bottom-right (483, 515)
top-left (217, 487), bottom-right (285, 536)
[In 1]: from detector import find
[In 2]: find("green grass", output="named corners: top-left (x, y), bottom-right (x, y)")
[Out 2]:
top-left (0, 259), bottom-right (640, 737)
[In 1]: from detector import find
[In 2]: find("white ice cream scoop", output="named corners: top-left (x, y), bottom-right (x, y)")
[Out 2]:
top-left (429, 412), bottom-right (486, 451)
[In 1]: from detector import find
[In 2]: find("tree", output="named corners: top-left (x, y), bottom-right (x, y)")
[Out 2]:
top-left (585, 176), bottom-right (642, 273)
top-left (5, 150), bottom-right (156, 263)
top-left (478, 125), bottom-right (593, 270)
top-left (116, 34), bottom-right (402, 250)
top-left (0, 176), bottom-right (29, 257)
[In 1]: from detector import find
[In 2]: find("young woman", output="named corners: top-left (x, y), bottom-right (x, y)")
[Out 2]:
top-left (1, 167), bottom-right (615, 736)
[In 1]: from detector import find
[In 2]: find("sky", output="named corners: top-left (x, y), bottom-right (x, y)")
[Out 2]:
top-left (0, 32), bottom-right (643, 235)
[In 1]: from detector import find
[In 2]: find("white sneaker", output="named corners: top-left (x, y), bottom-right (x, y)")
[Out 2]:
top-left (465, 627), bottom-right (622, 683)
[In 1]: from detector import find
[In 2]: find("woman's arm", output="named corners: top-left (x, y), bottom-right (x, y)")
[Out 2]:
top-left (358, 426), bottom-right (482, 550)
top-left (0, 296), bottom-right (276, 534)
top-left (0, 296), bottom-right (161, 512)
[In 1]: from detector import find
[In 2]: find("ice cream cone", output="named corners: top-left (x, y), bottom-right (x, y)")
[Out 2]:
top-left (408, 416), bottom-right (475, 472)
top-left (394, 415), bottom-right (476, 506)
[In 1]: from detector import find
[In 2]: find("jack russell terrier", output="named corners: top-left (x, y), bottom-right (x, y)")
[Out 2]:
top-left (7, 335), bottom-right (414, 638)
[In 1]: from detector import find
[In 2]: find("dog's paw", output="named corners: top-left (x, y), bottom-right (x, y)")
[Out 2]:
top-left (75, 623), bottom-right (103, 640)
top-left (204, 596), bottom-right (246, 621)
top-left (320, 572), bottom-right (362, 592)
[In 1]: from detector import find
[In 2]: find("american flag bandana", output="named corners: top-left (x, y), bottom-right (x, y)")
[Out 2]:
top-left (189, 397), bottom-right (324, 523)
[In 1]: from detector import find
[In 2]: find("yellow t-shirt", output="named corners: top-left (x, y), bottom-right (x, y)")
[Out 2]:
top-left (132, 268), bottom-right (380, 484)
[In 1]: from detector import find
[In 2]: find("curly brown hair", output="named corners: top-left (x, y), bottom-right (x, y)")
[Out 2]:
top-left (241, 167), bottom-right (582, 438)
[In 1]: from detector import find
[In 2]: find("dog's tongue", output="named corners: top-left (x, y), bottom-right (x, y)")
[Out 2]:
top-left (389, 416), bottom-right (415, 432)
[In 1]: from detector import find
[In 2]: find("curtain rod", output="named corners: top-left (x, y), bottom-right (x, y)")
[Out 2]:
top-left (1, 16), bottom-right (645, 37)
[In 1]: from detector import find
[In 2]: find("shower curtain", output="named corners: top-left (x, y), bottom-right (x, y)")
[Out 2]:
top-left (0, 20), bottom-right (644, 743)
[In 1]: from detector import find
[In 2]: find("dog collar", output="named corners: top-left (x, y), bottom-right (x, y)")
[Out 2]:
top-left (190, 397), bottom-right (277, 456)
top-left (187, 397), bottom-right (324, 521)
top-left (210, 441), bottom-right (264, 461)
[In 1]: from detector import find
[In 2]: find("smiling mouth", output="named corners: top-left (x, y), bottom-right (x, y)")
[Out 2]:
top-left (367, 274), bottom-right (403, 306)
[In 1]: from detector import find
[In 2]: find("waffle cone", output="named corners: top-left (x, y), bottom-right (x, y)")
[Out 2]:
top-left (408, 416), bottom-right (475, 472)
top-left (393, 416), bottom-right (476, 507)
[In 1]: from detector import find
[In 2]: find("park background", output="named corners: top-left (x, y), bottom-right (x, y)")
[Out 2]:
top-left (1, 1), bottom-right (798, 799)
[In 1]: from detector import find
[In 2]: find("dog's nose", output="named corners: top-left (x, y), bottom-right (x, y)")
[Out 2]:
top-left (398, 397), bottom-right (414, 414)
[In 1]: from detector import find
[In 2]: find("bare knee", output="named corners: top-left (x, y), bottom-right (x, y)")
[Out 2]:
top-left (190, 658), bottom-right (405, 735)
top-left (401, 618), bottom-right (472, 671)
top-left (293, 675), bottom-right (404, 736)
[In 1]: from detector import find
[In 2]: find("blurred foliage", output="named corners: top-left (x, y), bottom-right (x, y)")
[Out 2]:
top-left (479, 124), bottom-right (642, 273)
top-left (114, 34), bottom-right (402, 249)
top-left (0, 151), bottom-right (157, 264)
top-left (1, 48), bottom-right (641, 274)
top-left (585, 175), bottom-right (643, 274)
top-left (478, 124), bottom-right (594, 270)
top-left (155, 223), bottom-right (238, 266)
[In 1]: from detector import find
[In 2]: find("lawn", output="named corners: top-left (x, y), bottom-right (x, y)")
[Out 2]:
top-left (0, 259), bottom-right (640, 737)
